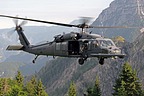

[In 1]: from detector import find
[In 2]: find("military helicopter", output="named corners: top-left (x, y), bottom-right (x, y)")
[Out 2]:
top-left (0, 15), bottom-right (127, 65)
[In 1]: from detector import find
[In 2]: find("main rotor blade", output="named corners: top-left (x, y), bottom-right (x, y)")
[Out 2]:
top-left (79, 17), bottom-right (93, 24)
top-left (89, 26), bottom-right (139, 29)
top-left (0, 15), bottom-right (77, 27)
top-left (0, 15), bottom-right (140, 29)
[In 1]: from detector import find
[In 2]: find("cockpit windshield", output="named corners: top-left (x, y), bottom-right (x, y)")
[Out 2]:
top-left (99, 39), bottom-right (115, 47)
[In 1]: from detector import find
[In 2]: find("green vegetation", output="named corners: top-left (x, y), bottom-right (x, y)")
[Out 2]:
top-left (36, 55), bottom-right (144, 96)
top-left (37, 57), bottom-right (99, 96)
top-left (0, 71), bottom-right (48, 96)
top-left (113, 62), bottom-right (143, 96)
top-left (68, 82), bottom-right (77, 96)
top-left (1, 61), bottom-right (144, 96)
top-left (86, 76), bottom-right (101, 96)
top-left (113, 36), bottom-right (125, 43)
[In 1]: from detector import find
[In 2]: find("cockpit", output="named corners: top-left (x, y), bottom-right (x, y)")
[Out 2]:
top-left (94, 39), bottom-right (116, 47)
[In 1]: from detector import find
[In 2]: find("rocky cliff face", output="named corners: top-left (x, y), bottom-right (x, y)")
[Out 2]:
top-left (36, 36), bottom-right (144, 96)
top-left (92, 0), bottom-right (144, 42)
top-left (36, 0), bottom-right (144, 96)
top-left (37, 56), bottom-right (127, 96)
top-left (126, 32), bottom-right (144, 84)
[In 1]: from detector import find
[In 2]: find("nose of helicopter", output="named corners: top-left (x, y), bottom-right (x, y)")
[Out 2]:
top-left (108, 46), bottom-right (121, 54)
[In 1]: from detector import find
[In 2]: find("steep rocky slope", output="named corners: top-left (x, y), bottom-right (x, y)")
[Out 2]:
top-left (0, 25), bottom-right (69, 76)
top-left (35, 0), bottom-right (144, 96)
top-left (36, 34), bottom-right (144, 96)
top-left (91, 0), bottom-right (144, 42)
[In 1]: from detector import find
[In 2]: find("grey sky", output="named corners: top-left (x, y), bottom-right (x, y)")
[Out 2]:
top-left (0, 0), bottom-right (114, 28)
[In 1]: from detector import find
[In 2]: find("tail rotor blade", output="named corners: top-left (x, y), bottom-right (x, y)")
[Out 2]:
top-left (13, 19), bottom-right (18, 26)
top-left (13, 15), bottom-right (19, 26)
top-left (20, 20), bottom-right (28, 26)
top-left (6, 30), bottom-right (15, 38)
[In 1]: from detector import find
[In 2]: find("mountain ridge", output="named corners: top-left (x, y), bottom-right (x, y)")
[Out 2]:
top-left (91, 0), bottom-right (144, 42)
top-left (0, 0), bottom-right (144, 95)
top-left (35, 0), bottom-right (144, 96)
top-left (0, 25), bottom-right (69, 76)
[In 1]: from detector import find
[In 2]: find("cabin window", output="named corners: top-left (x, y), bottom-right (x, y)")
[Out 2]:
top-left (61, 42), bottom-right (66, 50)
top-left (56, 43), bottom-right (61, 50)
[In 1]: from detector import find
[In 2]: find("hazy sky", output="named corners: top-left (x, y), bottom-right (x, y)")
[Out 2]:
top-left (0, 0), bottom-right (114, 29)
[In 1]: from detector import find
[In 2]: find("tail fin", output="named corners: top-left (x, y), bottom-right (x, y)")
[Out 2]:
top-left (16, 26), bottom-right (30, 47)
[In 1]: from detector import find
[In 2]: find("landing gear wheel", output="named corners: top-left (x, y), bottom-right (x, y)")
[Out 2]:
top-left (78, 58), bottom-right (84, 65)
top-left (99, 58), bottom-right (104, 65)
top-left (32, 55), bottom-right (39, 64)
top-left (32, 60), bottom-right (35, 63)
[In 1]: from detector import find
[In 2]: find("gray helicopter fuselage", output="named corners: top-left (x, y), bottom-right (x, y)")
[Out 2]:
top-left (25, 32), bottom-right (103, 57)
top-left (6, 26), bottom-right (125, 65)
top-left (0, 14), bottom-right (126, 64)
top-left (25, 37), bottom-right (123, 59)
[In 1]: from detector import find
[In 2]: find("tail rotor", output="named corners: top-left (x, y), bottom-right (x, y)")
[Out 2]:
top-left (5, 17), bottom-right (28, 43)
top-left (7, 17), bottom-right (27, 37)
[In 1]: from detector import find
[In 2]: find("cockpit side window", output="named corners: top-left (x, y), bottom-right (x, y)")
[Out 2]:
top-left (93, 40), bottom-right (99, 48)
top-left (99, 39), bottom-right (115, 47)
top-left (107, 40), bottom-right (114, 46)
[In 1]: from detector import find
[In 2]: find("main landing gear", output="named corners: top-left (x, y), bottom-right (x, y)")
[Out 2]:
top-left (78, 55), bottom-right (88, 65)
top-left (78, 58), bottom-right (85, 65)
top-left (78, 57), bottom-right (105, 65)
top-left (99, 58), bottom-right (105, 65)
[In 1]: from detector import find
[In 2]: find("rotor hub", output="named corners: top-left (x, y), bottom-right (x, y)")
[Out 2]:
top-left (16, 26), bottom-right (23, 31)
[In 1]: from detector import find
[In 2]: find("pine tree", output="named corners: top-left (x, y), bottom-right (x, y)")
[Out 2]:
top-left (26, 76), bottom-right (37, 96)
top-left (113, 62), bottom-right (143, 96)
top-left (9, 71), bottom-right (27, 96)
top-left (15, 71), bottom-right (24, 86)
top-left (0, 78), bottom-right (11, 95)
top-left (87, 87), bottom-right (93, 96)
top-left (10, 84), bottom-right (27, 96)
top-left (92, 77), bottom-right (101, 96)
top-left (87, 76), bottom-right (101, 96)
top-left (31, 76), bottom-right (37, 86)
top-left (0, 73), bottom-right (48, 96)
top-left (35, 79), bottom-right (48, 96)
top-left (68, 82), bottom-right (77, 96)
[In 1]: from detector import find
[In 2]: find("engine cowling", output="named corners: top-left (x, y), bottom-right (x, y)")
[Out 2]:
top-left (54, 32), bottom-right (81, 42)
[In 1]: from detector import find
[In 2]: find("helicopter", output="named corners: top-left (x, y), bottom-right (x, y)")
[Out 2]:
top-left (0, 15), bottom-right (127, 65)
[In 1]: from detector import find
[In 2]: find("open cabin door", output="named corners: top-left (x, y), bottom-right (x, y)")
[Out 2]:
top-left (68, 41), bottom-right (80, 55)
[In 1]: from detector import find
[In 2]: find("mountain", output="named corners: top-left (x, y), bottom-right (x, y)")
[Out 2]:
top-left (1, 0), bottom-right (144, 95)
top-left (35, 36), bottom-right (144, 96)
top-left (3, 52), bottom-right (53, 76)
top-left (22, 26), bottom-right (71, 44)
top-left (0, 25), bottom-right (70, 77)
top-left (91, 0), bottom-right (144, 42)
top-left (0, 16), bottom-right (83, 77)
top-left (34, 0), bottom-right (144, 96)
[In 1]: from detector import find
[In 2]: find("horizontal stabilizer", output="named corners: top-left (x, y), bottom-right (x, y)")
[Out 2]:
top-left (7, 45), bottom-right (24, 50)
